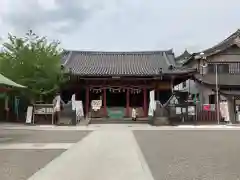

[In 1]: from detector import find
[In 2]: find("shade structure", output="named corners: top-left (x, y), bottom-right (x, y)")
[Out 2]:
top-left (0, 73), bottom-right (26, 88)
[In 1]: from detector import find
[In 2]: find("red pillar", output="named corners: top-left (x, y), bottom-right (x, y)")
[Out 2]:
top-left (85, 86), bottom-right (89, 117)
top-left (143, 88), bottom-right (147, 117)
top-left (103, 88), bottom-right (107, 117)
top-left (126, 88), bottom-right (130, 117)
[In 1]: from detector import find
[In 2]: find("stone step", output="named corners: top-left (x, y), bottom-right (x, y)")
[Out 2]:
top-left (90, 119), bottom-right (148, 124)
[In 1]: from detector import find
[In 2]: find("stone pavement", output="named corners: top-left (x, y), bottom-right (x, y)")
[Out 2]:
top-left (134, 130), bottom-right (240, 180)
top-left (0, 129), bottom-right (91, 180)
top-left (2, 123), bottom-right (240, 131)
top-left (2, 124), bottom-right (240, 180)
top-left (28, 130), bottom-right (154, 180)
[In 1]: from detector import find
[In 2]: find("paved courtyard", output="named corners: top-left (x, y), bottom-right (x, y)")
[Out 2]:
top-left (134, 130), bottom-right (240, 180)
top-left (1, 125), bottom-right (240, 180)
top-left (0, 129), bottom-right (91, 180)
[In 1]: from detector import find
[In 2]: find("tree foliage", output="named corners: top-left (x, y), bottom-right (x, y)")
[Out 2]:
top-left (0, 30), bottom-right (66, 101)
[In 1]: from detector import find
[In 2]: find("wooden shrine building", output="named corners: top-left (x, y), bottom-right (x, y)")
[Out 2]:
top-left (61, 50), bottom-right (196, 120)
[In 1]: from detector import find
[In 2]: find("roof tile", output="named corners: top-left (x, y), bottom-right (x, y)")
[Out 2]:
top-left (63, 50), bottom-right (195, 76)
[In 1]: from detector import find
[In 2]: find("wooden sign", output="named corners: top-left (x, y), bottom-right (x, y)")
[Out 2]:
top-left (188, 106), bottom-right (195, 115)
top-left (33, 104), bottom-right (54, 124)
top-left (155, 82), bottom-right (171, 90)
top-left (91, 100), bottom-right (102, 111)
top-left (236, 100), bottom-right (240, 105)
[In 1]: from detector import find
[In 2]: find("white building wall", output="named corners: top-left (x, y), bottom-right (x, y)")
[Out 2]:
top-left (174, 79), bottom-right (198, 94)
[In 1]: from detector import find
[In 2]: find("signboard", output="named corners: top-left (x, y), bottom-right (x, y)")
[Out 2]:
top-left (188, 106), bottom-right (195, 115)
top-left (236, 100), bottom-right (240, 105)
top-left (176, 107), bottom-right (182, 114)
top-left (107, 108), bottom-right (125, 119)
top-left (203, 104), bottom-right (210, 111)
top-left (237, 112), bottom-right (240, 122)
top-left (91, 100), bottom-right (102, 111)
top-left (156, 82), bottom-right (171, 90)
top-left (203, 104), bottom-right (215, 111)
top-left (33, 104), bottom-right (54, 124)
top-left (182, 108), bottom-right (186, 113)
top-left (26, 106), bottom-right (33, 124)
top-left (34, 104), bottom-right (54, 114)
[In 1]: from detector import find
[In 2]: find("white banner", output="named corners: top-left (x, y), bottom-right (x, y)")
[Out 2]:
top-left (26, 106), bottom-right (33, 124)
top-left (71, 94), bottom-right (76, 111)
top-left (220, 102), bottom-right (230, 122)
top-left (75, 101), bottom-right (84, 118)
top-left (150, 90), bottom-right (155, 101)
top-left (148, 90), bottom-right (156, 116)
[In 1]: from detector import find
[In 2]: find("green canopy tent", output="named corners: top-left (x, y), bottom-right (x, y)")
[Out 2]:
top-left (0, 73), bottom-right (26, 89)
top-left (0, 74), bottom-right (26, 121)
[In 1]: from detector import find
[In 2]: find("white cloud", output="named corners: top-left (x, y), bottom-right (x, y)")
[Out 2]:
top-left (38, 0), bottom-right (58, 10)
top-left (0, 0), bottom-right (240, 54)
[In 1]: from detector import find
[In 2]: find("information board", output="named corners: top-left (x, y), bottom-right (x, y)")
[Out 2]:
top-left (91, 100), bottom-right (102, 111)
top-left (33, 104), bottom-right (54, 124)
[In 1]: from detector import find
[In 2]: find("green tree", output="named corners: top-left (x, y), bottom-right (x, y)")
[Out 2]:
top-left (0, 30), bottom-right (67, 102)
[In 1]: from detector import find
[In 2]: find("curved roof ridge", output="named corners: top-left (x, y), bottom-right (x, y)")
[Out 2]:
top-left (163, 51), bottom-right (171, 66)
top-left (175, 49), bottom-right (191, 63)
top-left (62, 51), bottom-right (73, 66)
top-left (213, 29), bottom-right (240, 46)
top-left (201, 29), bottom-right (240, 54)
top-left (63, 49), bottom-right (174, 55)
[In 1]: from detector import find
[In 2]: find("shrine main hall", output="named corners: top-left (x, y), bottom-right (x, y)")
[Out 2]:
top-left (61, 50), bottom-right (195, 119)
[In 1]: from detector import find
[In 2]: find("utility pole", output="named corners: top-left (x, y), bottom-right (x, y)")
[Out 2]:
top-left (215, 64), bottom-right (220, 124)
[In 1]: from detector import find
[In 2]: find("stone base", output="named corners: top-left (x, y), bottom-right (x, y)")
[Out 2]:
top-left (153, 117), bottom-right (169, 126)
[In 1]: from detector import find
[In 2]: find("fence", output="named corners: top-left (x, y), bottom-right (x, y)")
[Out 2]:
top-left (195, 103), bottom-right (221, 123)
top-left (162, 102), bottom-right (221, 124)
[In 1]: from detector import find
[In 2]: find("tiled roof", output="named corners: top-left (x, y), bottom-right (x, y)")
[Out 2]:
top-left (176, 50), bottom-right (191, 63)
top-left (194, 74), bottom-right (240, 86)
top-left (182, 29), bottom-right (240, 66)
top-left (203, 29), bottom-right (240, 56)
top-left (61, 50), bottom-right (71, 65)
top-left (62, 50), bottom-right (196, 76)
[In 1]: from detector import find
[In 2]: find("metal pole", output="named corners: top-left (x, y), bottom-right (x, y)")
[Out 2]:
top-left (216, 64), bottom-right (220, 124)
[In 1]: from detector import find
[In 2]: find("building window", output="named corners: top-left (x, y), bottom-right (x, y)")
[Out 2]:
top-left (207, 64), bottom-right (215, 73)
top-left (209, 94), bottom-right (215, 104)
top-left (229, 63), bottom-right (240, 74)
top-left (218, 64), bottom-right (229, 73)
top-left (208, 64), bottom-right (229, 74)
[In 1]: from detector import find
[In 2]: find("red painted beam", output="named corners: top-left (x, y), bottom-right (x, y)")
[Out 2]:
top-left (126, 88), bottom-right (130, 117)
top-left (85, 87), bottom-right (89, 117)
top-left (103, 88), bottom-right (107, 117)
top-left (143, 88), bottom-right (148, 117)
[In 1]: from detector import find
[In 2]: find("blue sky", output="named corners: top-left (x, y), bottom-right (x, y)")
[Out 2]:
top-left (0, 0), bottom-right (240, 55)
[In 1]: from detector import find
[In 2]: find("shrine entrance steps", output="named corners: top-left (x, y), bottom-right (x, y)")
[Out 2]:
top-left (89, 118), bottom-right (149, 124)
